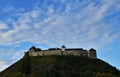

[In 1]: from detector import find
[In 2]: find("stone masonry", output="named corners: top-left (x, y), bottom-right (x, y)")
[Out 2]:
top-left (26, 45), bottom-right (97, 58)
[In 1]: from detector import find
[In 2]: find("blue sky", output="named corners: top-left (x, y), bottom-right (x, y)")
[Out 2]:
top-left (0, 0), bottom-right (120, 71)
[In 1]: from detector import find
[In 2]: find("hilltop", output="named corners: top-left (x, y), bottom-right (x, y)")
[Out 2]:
top-left (0, 55), bottom-right (120, 77)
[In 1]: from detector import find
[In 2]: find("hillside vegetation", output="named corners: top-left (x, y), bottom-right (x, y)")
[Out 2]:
top-left (0, 55), bottom-right (120, 77)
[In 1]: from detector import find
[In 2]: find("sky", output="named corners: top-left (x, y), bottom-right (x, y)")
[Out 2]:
top-left (0, 0), bottom-right (120, 71)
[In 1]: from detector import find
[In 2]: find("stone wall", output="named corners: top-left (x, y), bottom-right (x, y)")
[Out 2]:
top-left (28, 50), bottom-right (88, 57)
top-left (44, 50), bottom-right (62, 55)
top-left (27, 46), bottom-right (97, 58)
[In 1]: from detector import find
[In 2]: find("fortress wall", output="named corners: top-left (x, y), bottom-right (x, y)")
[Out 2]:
top-left (88, 51), bottom-right (97, 58)
top-left (29, 52), bottom-right (39, 56)
top-left (81, 51), bottom-right (88, 57)
top-left (28, 51), bottom-right (32, 56)
top-left (62, 51), bottom-right (75, 55)
top-left (28, 49), bottom-right (89, 57)
top-left (62, 51), bottom-right (70, 55)
top-left (71, 51), bottom-right (82, 56)
top-left (38, 52), bottom-right (44, 56)
top-left (27, 46), bottom-right (97, 58)
top-left (72, 51), bottom-right (81, 56)
top-left (44, 50), bottom-right (61, 55)
top-left (62, 50), bottom-right (88, 56)
top-left (29, 51), bottom-right (44, 56)
top-left (62, 50), bottom-right (80, 56)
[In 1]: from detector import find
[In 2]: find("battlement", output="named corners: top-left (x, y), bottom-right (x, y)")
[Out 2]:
top-left (26, 45), bottom-right (97, 58)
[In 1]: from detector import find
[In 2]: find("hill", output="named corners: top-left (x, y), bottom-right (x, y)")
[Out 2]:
top-left (0, 55), bottom-right (120, 77)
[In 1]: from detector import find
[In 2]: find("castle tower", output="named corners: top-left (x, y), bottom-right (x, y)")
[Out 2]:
top-left (88, 48), bottom-right (97, 58)
top-left (29, 46), bottom-right (36, 56)
top-left (61, 45), bottom-right (66, 51)
top-left (29, 46), bottom-right (36, 52)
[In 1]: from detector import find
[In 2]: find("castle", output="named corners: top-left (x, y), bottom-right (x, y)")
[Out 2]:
top-left (27, 45), bottom-right (97, 58)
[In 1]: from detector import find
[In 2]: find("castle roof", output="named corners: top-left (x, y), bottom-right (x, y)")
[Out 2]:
top-left (61, 45), bottom-right (66, 48)
top-left (29, 46), bottom-right (36, 50)
top-left (89, 48), bottom-right (96, 51)
top-left (66, 48), bottom-right (83, 50)
top-left (36, 48), bottom-right (41, 51)
top-left (49, 48), bottom-right (61, 50)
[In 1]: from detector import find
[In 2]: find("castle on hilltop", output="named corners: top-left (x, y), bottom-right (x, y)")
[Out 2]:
top-left (26, 45), bottom-right (97, 58)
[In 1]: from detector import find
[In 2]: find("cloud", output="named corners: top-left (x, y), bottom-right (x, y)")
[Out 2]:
top-left (0, 0), bottom-right (120, 49)
top-left (0, 60), bottom-right (8, 72)
top-left (0, 47), bottom-right (24, 71)
top-left (0, 21), bottom-right (9, 30)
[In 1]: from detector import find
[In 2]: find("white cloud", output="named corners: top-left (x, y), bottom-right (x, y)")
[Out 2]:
top-left (0, 47), bottom-right (24, 71)
top-left (0, 21), bottom-right (9, 30)
top-left (0, 0), bottom-right (120, 49)
top-left (0, 60), bottom-right (8, 72)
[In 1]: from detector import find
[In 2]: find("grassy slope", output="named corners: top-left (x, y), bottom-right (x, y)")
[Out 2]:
top-left (0, 55), bottom-right (120, 77)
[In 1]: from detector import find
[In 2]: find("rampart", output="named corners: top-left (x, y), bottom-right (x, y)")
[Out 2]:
top-left (26, 45), bottom-right (97, 58)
